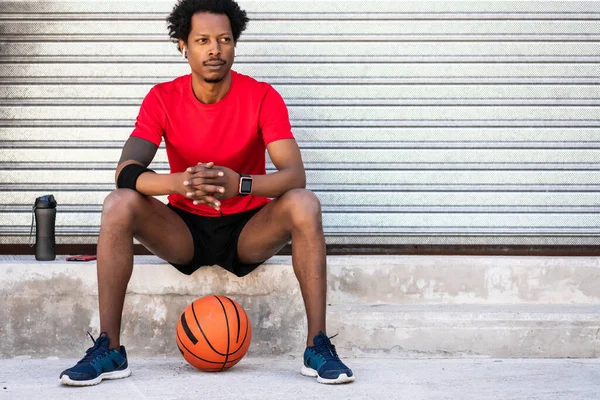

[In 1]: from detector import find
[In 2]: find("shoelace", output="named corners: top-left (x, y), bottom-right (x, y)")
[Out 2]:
top-left (313, 334), bottom-right (340, 361)
top-left (76, 332), bottom-right (110, 365)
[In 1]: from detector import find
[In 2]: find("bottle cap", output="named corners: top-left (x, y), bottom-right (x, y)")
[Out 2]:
top-left (35, 195), bottom-right (57, 209)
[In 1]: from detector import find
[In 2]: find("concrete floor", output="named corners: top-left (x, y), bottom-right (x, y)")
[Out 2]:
top-left (1, 357), bottom-right (599, 400)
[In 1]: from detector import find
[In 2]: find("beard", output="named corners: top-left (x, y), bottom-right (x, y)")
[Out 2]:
top-left (203, 76), bottom-right (225, 84)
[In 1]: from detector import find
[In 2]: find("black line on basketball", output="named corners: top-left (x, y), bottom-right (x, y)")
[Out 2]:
top-left (214, 296), bottom-right (231, 372)
top-left (226, 296), bottom-right (242, 343)
top-left (176, 331), bottom-right (236, 365)
top-left (180, 312), bottom-right (198, 345)
top-left (229, 313), bottom-right (249, 355)
top-left (191, 300), bottom-right (227, 356)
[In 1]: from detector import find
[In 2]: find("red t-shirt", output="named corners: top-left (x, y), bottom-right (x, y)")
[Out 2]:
top-left (130, 70), bottom-right (295, 216)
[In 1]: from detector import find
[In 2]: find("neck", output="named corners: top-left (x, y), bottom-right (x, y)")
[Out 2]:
top-left (190, 71), bottom-right (232, 104)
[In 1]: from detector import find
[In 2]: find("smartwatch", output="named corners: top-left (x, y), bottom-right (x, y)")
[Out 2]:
top-left (238, 174), bottom-right (252, 196)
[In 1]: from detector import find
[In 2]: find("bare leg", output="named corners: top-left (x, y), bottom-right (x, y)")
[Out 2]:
top-left (237, 189), bottom-right (326, 346)
top-left (97, 189), bottom-right (194, 349)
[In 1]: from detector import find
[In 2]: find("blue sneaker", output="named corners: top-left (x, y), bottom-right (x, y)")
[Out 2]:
top-left (301, 332), bottom-right (355, 384)
top-left (59, 332), bottom-right (131, 386)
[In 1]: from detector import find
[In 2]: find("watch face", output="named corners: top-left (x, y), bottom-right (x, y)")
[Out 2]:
top-left (241, 177), bottom-right (252, 194)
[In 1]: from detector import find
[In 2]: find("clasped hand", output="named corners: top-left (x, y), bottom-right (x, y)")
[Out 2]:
top-left (181, 162), bottom-right (239, 210)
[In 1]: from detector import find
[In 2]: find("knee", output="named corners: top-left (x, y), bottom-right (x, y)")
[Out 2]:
top-left (280, 188), bottom-right (322, 230)
top-left (101, 189), bottom-right (145, 223)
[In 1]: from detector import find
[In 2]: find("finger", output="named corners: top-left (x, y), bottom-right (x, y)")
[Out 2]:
top-left (186, 190), bottom-right (207, 199)
top-left (193, 196), bottom-right (220, 208)
top-left (185, 163), bottom-right (221, 178)
top-left (183, 171), bottom-right (224, 185)
top-left (188, 190), bottom-right (219, 201)
top-left (210, 167), bottom-right (225, 177)
top-left (186, 162), bottom-right (212, 173)
top-left (192, 161), bottom-right (214, 170)
top-left (190, 196), bottom-right (207, 204)
top-left (192, 185), bottom-right (225, 195)
top-left (187, 194), bottom-right (214, 204)
top-left (186, 163), bottom-right (201, 173)
top-left (193, 169), bottom-right (223, 178)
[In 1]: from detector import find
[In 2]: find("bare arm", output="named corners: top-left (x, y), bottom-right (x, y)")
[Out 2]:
top-left (250, 138), bottom-right (306, 198)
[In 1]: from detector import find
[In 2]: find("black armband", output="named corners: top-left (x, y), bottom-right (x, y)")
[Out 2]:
top-left (117, 164), bottom-right (155, 191)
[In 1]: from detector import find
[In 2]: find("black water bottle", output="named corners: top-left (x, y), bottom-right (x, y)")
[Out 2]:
top-left (34, 195), bottom-right (57, 261)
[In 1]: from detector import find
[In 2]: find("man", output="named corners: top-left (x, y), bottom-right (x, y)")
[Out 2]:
top-left (59, 0), bottom-right (354, 386)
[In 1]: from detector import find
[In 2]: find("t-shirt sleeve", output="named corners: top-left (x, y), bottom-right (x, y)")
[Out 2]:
top-left (258, 85), bottom-right (295, 145)
top-left (130, 87), bottom-right (165, 146)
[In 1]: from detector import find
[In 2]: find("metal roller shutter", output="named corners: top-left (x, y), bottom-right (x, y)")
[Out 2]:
top-left (1, 1), bottom-right (599, 248)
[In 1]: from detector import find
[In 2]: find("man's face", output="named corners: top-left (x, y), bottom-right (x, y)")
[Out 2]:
top-left (183, 12), bottom-right (235, 84)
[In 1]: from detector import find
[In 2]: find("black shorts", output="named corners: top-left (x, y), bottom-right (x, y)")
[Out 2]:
top-left (167, 204), bottom-right (265, 277)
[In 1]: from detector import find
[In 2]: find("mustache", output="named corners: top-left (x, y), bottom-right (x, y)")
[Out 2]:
top-left (203, 58), bottom-right (225, 65)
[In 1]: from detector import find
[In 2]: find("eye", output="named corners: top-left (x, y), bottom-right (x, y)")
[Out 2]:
top-left (195, 38), bottom-right (207, 44)
top-left (220, 37), bottom-right (231, 43)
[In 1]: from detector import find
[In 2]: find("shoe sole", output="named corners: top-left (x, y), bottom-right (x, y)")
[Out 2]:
top-left (60, 367), bottom-right (132, 386)
top-left (301, 365), bottom-right (355, 384)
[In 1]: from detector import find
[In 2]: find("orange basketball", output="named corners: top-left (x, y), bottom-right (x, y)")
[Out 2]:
top-left (176, 295), bottom-right (252, 372)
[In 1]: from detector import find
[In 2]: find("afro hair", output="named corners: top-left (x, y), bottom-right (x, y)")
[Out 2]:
top-left (167, 0), bottom-right (249, 51)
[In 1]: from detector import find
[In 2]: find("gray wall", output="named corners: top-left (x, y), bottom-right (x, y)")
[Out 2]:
top-left (1, 1), bottom-right (600, 247)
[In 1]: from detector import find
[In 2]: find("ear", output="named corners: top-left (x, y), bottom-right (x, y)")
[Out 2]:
top-left (178, 39), bottom-right (186, 53)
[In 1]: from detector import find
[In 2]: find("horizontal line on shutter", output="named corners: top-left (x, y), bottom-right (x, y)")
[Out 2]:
top-left (2, 183), bottom-right (600, 192)
top-left (5, 162), bottom-right (600, 171)
top-left (297, 120), bottom-right (600, 128)
top-left (2, 12), bottom-right (600, 21)
top-left (318, 235), bottom-right (600, 243)
top-left (4, 56), bottom-right (600, 64)
top-left (2, 227), bottom-right (100, 235)
top-left (312, 184), bottom-right (600, 192)
top-left (4, 227), bottom-right (600, 237)
top-left (324, 228), bottom-right (600, 235)
top-left (2, 127), bottom-right (599, 140)
top-left (6, 204), bottom-right (600, 214)
top-left (3, 119), bottom-right (600, 129)
top-left (5, 98), bottom-right (600, 107)
top-left (12, 222), bottom-right (597, 231)
top-left (323, 227), bottom-right (600, 234)
top-left (7, 236), bottom-right (598, 246)
top-left (3, 77), bottom-right (600, 85)
top-left (3, 34), bottom-right (600, 42)
top-left (5, 141), bottom-right (600, 150)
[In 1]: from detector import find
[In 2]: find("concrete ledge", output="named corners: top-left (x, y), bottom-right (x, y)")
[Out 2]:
top-left (2, 255), bottom-right (600, 358)
top-left (3, 255), bottom-right (600, 303)
top-left (329, 304), bottom-right (600, 358)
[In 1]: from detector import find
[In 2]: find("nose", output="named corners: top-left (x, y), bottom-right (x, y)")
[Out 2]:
top-left (208, 41), bottom-right (221, 58)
